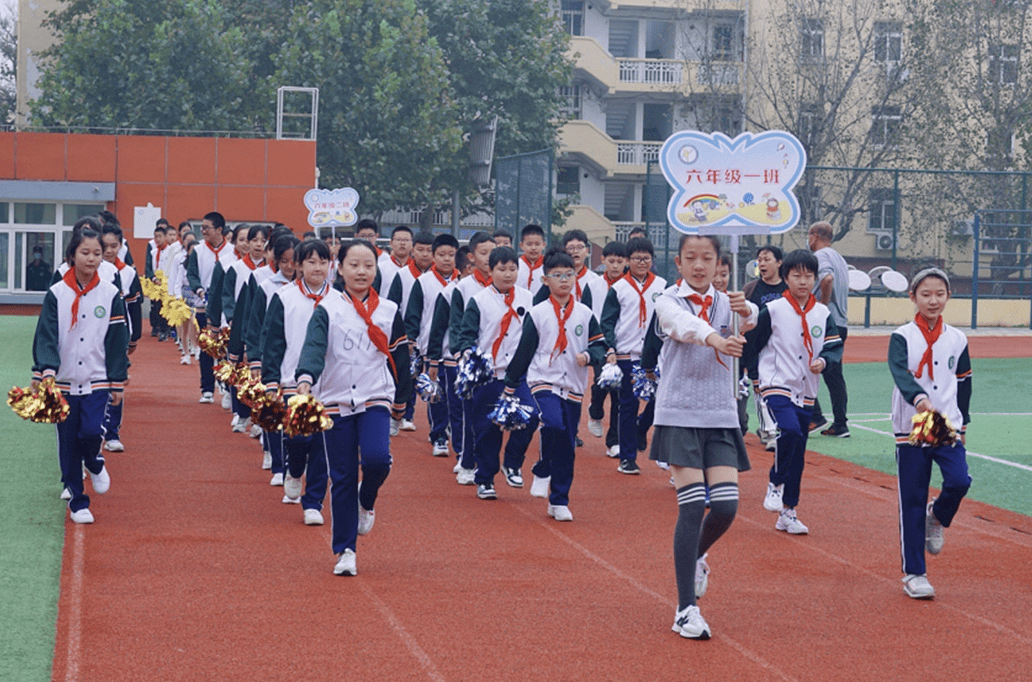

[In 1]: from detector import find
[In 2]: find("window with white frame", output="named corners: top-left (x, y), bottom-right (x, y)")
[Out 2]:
top-left (870, 105), bottom-right (902, 147)
top-left (559, 84), bottom-right (582, 119)
top-left (711, 24), bottom-right (735, 61)
top-left (867, 188), bottom-right (897, 233)
top-left (561, 1), bottom-right (584, 37)
top-left (874, 22), bottom-right (902, 65)
top-left (0, 201), bottom-right (105, 293)
top-left (800, 18), bottom-right (824, 61)
top-left (989, 44), bottom-right (1019, 85)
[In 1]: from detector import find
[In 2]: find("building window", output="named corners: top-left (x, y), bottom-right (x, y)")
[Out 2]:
top-left (871, 105), bottom-right (902, 147)
top-left (989, 44), bottom-right (1019, 85)
top-left (559, 84), bottom-right (582, 119)
top-left (0, 201), bottom-right (103, 294)
top-left (561, 1), bottom-right (584, 37)
top-left (13, 203), bottom-right (57, 225)
top-left (557, 166), bottom-right (580, 196)
top-left (874, 22), bottom-right (902, 65)
top-left (867, 188), bottom-right (897, 233)
top-left (711, 24), bottom-right (734, 61)
top-left (800, 18), bottom-right (824, 61)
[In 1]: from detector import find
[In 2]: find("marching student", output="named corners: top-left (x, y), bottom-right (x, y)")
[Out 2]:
top-left (587, 240), bottom-right (627, 451)
top-left (387, 231), bottom-right (434, 432)
top-left (295, 238), bottom-right (411, 576)
top-left (262, 239), bottom-right (334, 526)
top-left (417, 236), bottom-right (463, 459)
top-left (223, 224), bottom-right (268, 434)
top-left (492, 229), bottom-right (513, 248)
top-left (99, 210), bottom-right (133, 266)
top-left (443, 231), bottom-right (496, 482)
top-left (99, 222), bottom-right (141, 453)
top-left (600, 236), bottom-right (667, 474)
top-left (455, 245), bottom-right (474, 279)
top-left (33, 222), bottom-right (129, 523)
top-left (167, 228), bottom-right (196, 364)
top-left (744, 249), bottom-right (842, 535)
top-left (145, 223), bottom-right (171, 341)
top-left (187, 212), bottom-right (235, 404)
top-left (650, 234), bottom-right (756, 640)
top-left (453, 246), bottom-right (538, 499)
top-left (377, 226), bottom-right (414, 296)
top-left (505, 247), bottom-right (605, 519)
top-left (247, 234), bottom-right (300, 485)
top-left (889, 268), bottom-right (971, 600)
top-left (516, 224), bottom-right (546, 297)
top-left (355, 219), bottom-right (382, 258)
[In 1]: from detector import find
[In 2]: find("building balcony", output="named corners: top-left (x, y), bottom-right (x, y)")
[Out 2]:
top-left (588, 0), bottom-right (743, 11)
top-left (565, 204), bottom-right (616, 246)
top-left (559, 121), bottom-right (663, 178)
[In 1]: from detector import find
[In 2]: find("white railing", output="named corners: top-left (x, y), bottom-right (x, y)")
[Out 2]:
top-left (378, 209), bottom-right (494, 228)
top-left (616, 141), bottom-right (663, 166)
top-left (613, 222), bottom-right (669, 246)
top-left (695, 63), bottom-right (741, 87)
top-left (618, 59), bottom-right (683, 85)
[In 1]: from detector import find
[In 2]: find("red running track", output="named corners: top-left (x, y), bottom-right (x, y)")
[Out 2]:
top-left (50, 336), bottom-right (1032, 682)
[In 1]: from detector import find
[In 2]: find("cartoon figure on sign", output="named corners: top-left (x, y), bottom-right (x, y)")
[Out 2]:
top-left (766, 198), bottom-right (781, 221)
top-left (692, 200), bottom-right (707, 222)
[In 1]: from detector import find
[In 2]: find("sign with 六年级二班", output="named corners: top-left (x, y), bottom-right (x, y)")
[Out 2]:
top-left (660, 131), bottom-right (807, 236)
top-left (304, 188), bottom-right (360, 229)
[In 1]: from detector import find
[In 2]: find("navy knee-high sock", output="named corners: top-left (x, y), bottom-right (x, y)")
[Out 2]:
top-left (675, 483), bottom-right (706, 610)
top-left (698, 482), bottom-right (739, 558)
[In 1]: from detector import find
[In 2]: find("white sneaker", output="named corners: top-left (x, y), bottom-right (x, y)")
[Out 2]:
top-left (763, 482), bottom-right (784, 512)
top-left (281, 495), bottom-right (300, 505)
top-left (587, 419), bottom-right (603, 438)
top-left (775, 508), bottom-right (809, 534)
top-left (60, 487), bottom-right (71, 501)
top-left (903, 573), bottom-right (935, 599)
top-left (284, 474), bottom-right (303, 500)
top-left (926, 500), bottom-right (944, 555)
top-left (334, 549), bottom-right (357, 576)
top-left (606, 444), bottom-right (620, 458)
top-left (199, 391), bottom-right (214, 404)
top-left (655, 460), bottom-right (670, 471)
top-left (432, 441), bottom-right (449, 457)
top-left (270, 472), bottom-right (284, 486)
top-left (695, 554), bottom-right (710, 599)
top-left (456, 467), bottom-right (476, 486)
top-left (389, 419), bottom-right (400, 437)
top-left (503, 467), bottom-right (524, 488)
top-left (765, 440), bottom-right (776, 452)
top-left (248, 423), bottom-right (262, 438)
top-left (548, 504), bottom-right (573, 522)
top-left (530, 475), bottom-right (550, 498)
top-left (69, 508), bottom-right (95, 524)
top-left (104, 440), bottom-right (124, 452)
top-left (304, 509), bottom-right (324, 526)
top-left (231, 416), bottom-right (246, 433)
top-left (262, 452), bottom-right (272, 470)
top-left (452, 459), bottom-right (463, 474)
top-left (221, 392), bottom-right (232, 410)
top-left (358, 506), bottom-right (375, 535)
top-left (89, 466), bottom-right (111, 495)
top-left (672, 604), bottom-right (711, 640)
top-left (400, 419), bottom-right (416, 432)
top-left (180, 354), bottom-right (191, 365)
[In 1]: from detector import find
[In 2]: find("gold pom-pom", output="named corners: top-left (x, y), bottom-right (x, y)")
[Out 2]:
top-left (284, 394), bottom-right (333, 436)
top-left (161, 297), bottom-right (194, 328)
top-left (236, 375), bottom-right (268, 409)
top-left (214, 361), bottom-right (250, 388)
top-left (251, 393), bottom-right (289, 431)
top-left (198, 328), bottom-right (230, 359)
top-left (909, 411), bottom-right (957, 447)
top-left (7, 377), bottom-right (70, 424)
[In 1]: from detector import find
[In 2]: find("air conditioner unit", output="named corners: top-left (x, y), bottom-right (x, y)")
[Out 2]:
top-left (875, 233), bottom-right (896, 251)
top-left (951, 219), bottom-right (974, 237)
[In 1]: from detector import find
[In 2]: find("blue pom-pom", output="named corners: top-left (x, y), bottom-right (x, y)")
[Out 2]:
top-left (488, 392), bottom-right (536, 430)
top-left (410, 350), bottom-right (423, 379)
top-left (596, 362), bottom-right (624, 390)
top-left (454, 346), bottom-right (494, 399)
top-left (631, 363), bottom-right (660, 401)
top-left (416, 372), bottom-right (444, 403)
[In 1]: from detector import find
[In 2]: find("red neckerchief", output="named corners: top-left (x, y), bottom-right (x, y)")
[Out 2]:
top-left (473, 268), bottom-right (492, 288)
top-left (575, 265), bottom-right (588, 300)
top-left (624, 272), bottom-right (657, 328)
top-left (430, 265), bottom-right (456, 287)
top-left (688, 289), bottom-right (728, 368)
top-left (782, 289), bottom-right (816, 363)
top-left (242, 255), bottom-right (260, 271)
top-left (63, 268), bottom-right (101, 330)
top-left (154, 244), bottom-right (166, 270)
top-left (391, 254), bottom-right (408, 269)
top-left (298, 279), bottom-right (329, 308)
top-left (549, 295), bottom-right (575, 364)
top-left (114, 257), bottom-right (127, 271)
top-left (345, 288), bottom-right (397, 380)
top-left (521, 255), bottom-right (543, 287)
top-left (373, 246), bottom-right (382, 258)
top-left (914, 314), bottom-right (943, 380)
top-left (604, 272), bottom-right (622, 288)
top-left (491, 286), bottom-right (519, 361)
top-left (407, 261), bottom-right (425, 280)
top-left (205, 239), bottom-right (225, 256)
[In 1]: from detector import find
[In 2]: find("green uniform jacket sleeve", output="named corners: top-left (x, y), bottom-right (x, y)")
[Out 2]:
top-left (818, 318), bottom-right (844, 367)
top-left (455, 297), bottom-right (481, 355)
top-left (600, 288), bottom-right (621, 351)
top-left (206, 262), bottom-right (225, 326)
top-left (503, 315), bottom-right (540, 389)
top-left (295, 305), bottom-right (330, 386)
top-left (640, 311), bottom-right (662, 371)
top-left (581, 285), bottom-right (593, 313)
top-left (245, 285), bottom-right (269, 367)
top-left (426, 294), bottom-right (450, 362)
top-left (126, 275), bottom-right (143, 345)
top-left (261, 293), bottom-right (287, 388)
top-left (957, 346), bottom-right (972, 426)
top-left (32, 290), bottom-right (61, 378)
top-left (533, 286), bottom-right (550, 305)
top-left (105, 292), bottom-right (129, 389)
top-left (390, 311), bottom-right (413, 407)
top-left (586, 315), bottom-right (606, 365)
top-left (387, 274), bottom-right (404, 307)
top-left (144, 243), bottom-right (155, 280)
top-left (447, 287), bottom-right (467, 355)
top-left (743, 307), bottom-right (772, 381)
top-left (226, 277), bottom-right (251, 360)
top-left (404, 280), bottom-right (425, 346)
top-left (221, 267), bottom-right (239, 323)
top-left (49, 269), bottom-right (62, 286)
top-left (888, 332), bottom-right (924, 405)
top-left (123, 245), bottom-right (134, 267)
top-left (186, 250), bottom-right (202, 293)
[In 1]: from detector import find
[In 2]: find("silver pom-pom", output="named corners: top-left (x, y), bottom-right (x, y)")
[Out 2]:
top-left (488, 392), bottom-right (536, 430)
top-left (410, 350), bottom-right (423, 379)
top-left (631, 363), bottom-right (660, 401)
top-left (454, 346), bottom-right (494, 399)
top-left (596, 362), bottom-right (624, 390)
top-left (738, 375), bottom-right (752, 399)
top-left (416, 372), bottom-right (444, 403)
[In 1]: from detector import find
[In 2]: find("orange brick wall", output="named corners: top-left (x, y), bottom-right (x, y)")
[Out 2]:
top-left (0, 132), bottom-right (317, 260)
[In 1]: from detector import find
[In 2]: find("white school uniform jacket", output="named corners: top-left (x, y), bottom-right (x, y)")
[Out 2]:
top-left (296, 290), bottom-right (411, 415)
top-left (889, 320), bottom-right (971, 443)
top-left (504, 298), bottom-right (606, 403)
top-left (260, 279), bottom-right (331, 395)
top-left (456, 285), bottom-right (535, 377)
top-left (166, 251), bottom-right (189, 298)
top-left (222, 258), bottom-right (259, 324)
top-left (186, 239), bottom-right (234, 297)
top-left (245, 270), bottom-right (292, 368)
top-left (56, 260), bottom-right (120, 289)
top-left (745, 294), bottom-right (842, 409)
top-left (114, 260), bottom-right (143, 346)
top-left (32, 275), bottom-right (129, 395)
top-left (377, 252), bottom-right (407, 297)
top-left (516, 255), bottom-right (544, 297)
top-left (406, 267), bottom-right (458, 356)
top-left (579, 267), bottom-right (608, 320)
top-left (427, 282), bottom-right (459, 364)
top-left (601, 272), bottom-right (668, 359)
top-left (387, 261), bottom-right (427, 321)
top-left (447, 273), bottom-right (492, 356)
top-left (652, 283), bottom-right (757, 429)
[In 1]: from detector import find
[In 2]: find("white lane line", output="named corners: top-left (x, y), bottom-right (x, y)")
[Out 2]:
top-left (64, 523), bottom-right (85, 682)
top-left (510, 505), bottom-right (800, 682)
top-left (849, 423), bottom-right (1032, 473)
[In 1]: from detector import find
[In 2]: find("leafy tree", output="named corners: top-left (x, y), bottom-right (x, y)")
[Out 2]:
top-left (31, 0), bottom-right (254, 131)
top-left (273, 0), bottom-right (461, 215)
top-left (0, 0), bottom-right (15, 124)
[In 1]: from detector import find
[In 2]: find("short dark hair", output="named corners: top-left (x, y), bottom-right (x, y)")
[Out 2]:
top-left (602, 241), bottom-right (627, 258)
top-left (432, 233), bottom-right (460, 253)
top-left (678, 234), bottom-right (721, 256)
top-left (493, 229), bottom-right (513, 242)
top-left (455, 245), bottom-right (472, 272)
top-left (66, 221), bottom-right (102, 264)
top-left (542, 245), bottom-right (575, 272)
top-left (468, 231), bottom-right (494, 252)
top-left (355, 218), bottom-right (379, 237)
top-left (625, 236), bottom-right (655, 258)
top-left (156, 218), bottom-right (170, 228)
top-left (413, 231), bottom-right (435, 247)
top-left (718, 254), bottom-right (732, 268)
top-left (339, 238), bottom-right (378, 264)
top-left (295, 238), bottom-right (331, 264)
top-left (231, 224), bottom-right (249, 242)
top-left (247, 224), bottom-right (271, 241)
top-left (562, 230), bottom-right (589, 247)
top-left (627, 226), bottom-right (648, 240)
top-left (303, 231), bottom-right (317, 241)
top-left (272, 234), bottom-right (301, 264)
top-left (98, 210), bottom-right (117, 225)
top-left (391, 225), bottom-right (413, 239)
top-left (757, 245), bottom-right (783, 261)
top-left (204, 212), bottom-right (226, 230)
top-left (489, 246), bottom-right (518, 269)
top-left (520, 224), bottom-right (545, 241)
top-left (101, 222), bottom-right (124, 243)
top-left (153, 225), bottom-right (167, 235)
top-left (780, 249), bottom-right (819, 278)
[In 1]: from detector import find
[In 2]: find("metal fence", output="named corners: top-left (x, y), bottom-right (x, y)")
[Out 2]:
top-left (494, 149), bottom-right (553, 242)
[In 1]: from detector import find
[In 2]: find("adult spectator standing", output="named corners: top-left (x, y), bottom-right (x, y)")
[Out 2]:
top-left (807, 222), bottom-right (850, 437)
top-left (743, 246), bottom-right (787, 308)
top-left (26, 245), bottom-right (52, 291)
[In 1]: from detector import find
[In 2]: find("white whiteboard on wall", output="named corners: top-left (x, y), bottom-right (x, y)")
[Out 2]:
top-left (133, 203), bottom-right (163, 240)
